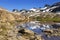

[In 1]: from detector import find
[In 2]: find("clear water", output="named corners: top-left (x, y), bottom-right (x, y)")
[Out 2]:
top-left (18, 21), bottom-right (60, 40)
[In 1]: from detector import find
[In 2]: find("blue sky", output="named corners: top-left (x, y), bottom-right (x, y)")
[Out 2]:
top-left (0, 0), bottom-right (60, 11)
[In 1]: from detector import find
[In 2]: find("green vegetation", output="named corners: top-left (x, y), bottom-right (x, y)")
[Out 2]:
top-left (34, 16), bottom-right (60, 22)
top-left (52, 17), bottom-right (60, 22)
top-left (15, 20), bottom-right (23, 22)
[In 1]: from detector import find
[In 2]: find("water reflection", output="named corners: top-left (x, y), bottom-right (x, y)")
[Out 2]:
top-left (19, 21), bottom-right (53, 34)
top-left (17, 21), bottom-right (60, 40)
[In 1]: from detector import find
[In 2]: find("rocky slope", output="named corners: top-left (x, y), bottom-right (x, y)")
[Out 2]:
top-left (0, 9), bottom-right (25, 22)
top-left (0, 8), bottom-right (44, 40)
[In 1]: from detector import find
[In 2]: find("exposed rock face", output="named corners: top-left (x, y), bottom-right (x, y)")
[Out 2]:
top-left (11, 2), bottom-right (60, 14)
top-left (12, 9), bottom-right (19, 12)
top-left (46, 2), bottom-right (60, 13)
top-left (52, 23), bottom-right (60, 29)
top-left (52, 2), bottom-right (60, 6)
top-left (51, 6), bottom-right (60, 13)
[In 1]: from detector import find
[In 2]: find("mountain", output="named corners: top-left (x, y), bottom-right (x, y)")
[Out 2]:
top-left (41, 2), bottom-right (60, 13)
top-left (0, 4), bottom-right (60, 40)
top-left (51, 2), bottom-right (60, 12)
top-left (12, 9), bottom-right (19, 12)
top-left (52, 2), bottom-right (60, 7)
top-left (12, 2), bottom-right (60, 13)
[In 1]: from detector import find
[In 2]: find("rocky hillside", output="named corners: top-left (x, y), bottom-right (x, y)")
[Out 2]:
top-left (0, 9), bottom-right (25, 22)
top-left (29, 12), bottom-right (60, 23)
top-left (0, 8), bottom-right (44, 40)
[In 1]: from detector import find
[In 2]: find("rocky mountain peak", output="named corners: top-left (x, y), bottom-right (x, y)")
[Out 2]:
top-left (52, 2), bottom-right (60, 7)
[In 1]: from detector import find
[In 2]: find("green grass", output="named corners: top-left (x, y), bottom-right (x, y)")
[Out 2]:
top-left (34, 16), bottom-right (60, 22)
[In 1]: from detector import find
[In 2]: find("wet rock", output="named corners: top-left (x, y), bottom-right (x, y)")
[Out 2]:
top-left (52, 23), bottom-right (60, 29)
